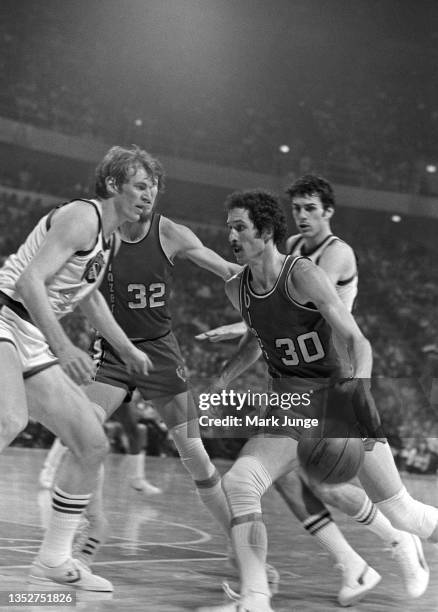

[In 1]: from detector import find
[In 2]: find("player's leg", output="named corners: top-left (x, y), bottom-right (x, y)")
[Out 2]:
top-left (359, 440), bottom-right (438, 540)
top-left (0, 341), bottom-right (28, 450)
top-left (70, 381), bottom-right (127, 566)
top-left (39, 438), bottom-right (68, 489)
top-left (116, 399), bottom-right (161, 494)
top-left (356, 441), bottom-right (437, 597)
top-left (26, 366), bottom-right (112, 591)
top-left (275, 472), bottom-right (381, 606)
top-left (155, 391), bottom-right (231, 537)
top-left (73, 464), bottom-right (109, 568)
top-left (306, 477), bottom-right (430, 599)
top-left (199, 435), bottom-right (298, 612)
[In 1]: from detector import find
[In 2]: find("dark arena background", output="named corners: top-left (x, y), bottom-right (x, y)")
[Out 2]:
top-left (0, 1), bottom-right (437, 610)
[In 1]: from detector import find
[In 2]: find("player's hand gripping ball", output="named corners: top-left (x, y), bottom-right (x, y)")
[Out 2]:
top-left (298, 422), bottom-right (364, 485)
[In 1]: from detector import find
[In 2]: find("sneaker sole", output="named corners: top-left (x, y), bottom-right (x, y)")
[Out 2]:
top-left (28, 574), bottom-right (113, 592)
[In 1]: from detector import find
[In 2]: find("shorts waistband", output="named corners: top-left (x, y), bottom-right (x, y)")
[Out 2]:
top-left (131, 330), bottom-right (172, 343)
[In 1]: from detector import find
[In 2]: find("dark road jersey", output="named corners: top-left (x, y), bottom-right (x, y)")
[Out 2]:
top-left (100, 213), bottom-right (173, 340)
top-left (239, 255), bottom-right (341, 379)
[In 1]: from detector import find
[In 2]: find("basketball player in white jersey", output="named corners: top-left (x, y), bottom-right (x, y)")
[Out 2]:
top-left (0, 145), bottom-right (152, 591)
top-left (197, 175), bottom-right (429, 604)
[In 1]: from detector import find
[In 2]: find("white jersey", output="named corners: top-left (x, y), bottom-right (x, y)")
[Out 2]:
top-left (288, 234), bottom-right (358, 312)
top-left (0, 199), bottom-right (114, 319)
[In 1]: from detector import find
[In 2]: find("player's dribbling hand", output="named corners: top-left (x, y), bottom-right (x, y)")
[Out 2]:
top-left (57, 343), bottom-right (96, 386)
top-left (120, 344), bottom-right (152, 376)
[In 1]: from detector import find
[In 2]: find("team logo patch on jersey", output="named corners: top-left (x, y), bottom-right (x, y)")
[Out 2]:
top-left (176, 365), bottom-right (187, 382)
top-left (82, 251), bottom-right (106, 284)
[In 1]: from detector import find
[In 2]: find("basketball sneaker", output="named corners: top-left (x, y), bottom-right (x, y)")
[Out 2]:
top-left (73, 513), bottom-right (110, 568)
top-left (28, 556), bottom-right (113, 591)
top-left (336, 562), bottom-right (381, 607)
top-left (197, 591), bottom-right (274, 611)
top-left (391, 533), bottom-right (429, 598)
top-left (130, 477), bottom-right (162, 495)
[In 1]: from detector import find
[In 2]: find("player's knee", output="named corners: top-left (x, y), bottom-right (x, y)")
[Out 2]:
top-left (73, 424), bottom-right (109, 466)
top-left (81, 436), bottom-right (109, 466)
top-left (171, 422), bottom-right (213, 480)
top-left (222, 456), bottom-right (272, 516)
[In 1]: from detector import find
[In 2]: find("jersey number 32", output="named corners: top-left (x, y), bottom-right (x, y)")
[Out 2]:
top-left (128, 283), bottom-right (165, 309)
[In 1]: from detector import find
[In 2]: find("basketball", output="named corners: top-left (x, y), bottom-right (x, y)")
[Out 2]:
top-left (298, 431), bottom-right (364, 485)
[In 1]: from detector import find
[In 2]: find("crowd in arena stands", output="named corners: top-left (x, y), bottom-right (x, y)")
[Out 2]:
top-left (0, 6), bottom-right (436, 194)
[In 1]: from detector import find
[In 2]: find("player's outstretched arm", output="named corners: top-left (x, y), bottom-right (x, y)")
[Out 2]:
top-left (215, 329), bottom-right (262, 389)
top-left (195, 321), bottom-right (247, 342)
top-left (290, 258), bottom-right (372, 379)
top-left (80, 290), bottom-right (151, 375)
top-left (15, 202), bottom-right (99, 385)
top-left (163, 218), bottom-right (241, 280)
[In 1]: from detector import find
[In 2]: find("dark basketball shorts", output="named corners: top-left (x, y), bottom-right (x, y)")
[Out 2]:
top-left (258, 377), bottom-right (387, 450)
top-left (93, 331), bottom-right (188, 401)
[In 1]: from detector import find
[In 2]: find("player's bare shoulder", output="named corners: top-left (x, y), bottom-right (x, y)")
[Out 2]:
top-left (157, 215), bottom-right (188, 260)
top-left (326, 237), bottom-right (355, 260)
top-left (159, 215), bottom-right (196, 256)
top-left (285, 233), bottom-right (301, 253)
top-left (50, 199), bottom-right (100, 249)
top-left (322, 238), bottom-right (357, 276)
top-left (287, 256), bottom-right (325, 301)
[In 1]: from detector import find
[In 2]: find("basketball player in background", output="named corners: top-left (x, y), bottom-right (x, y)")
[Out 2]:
top-left (0, 145), bottom-right (153, 591)
top-left (197, 175), bottom-right (429, 604)
top-left (197, 189), bottom-right (438, 612)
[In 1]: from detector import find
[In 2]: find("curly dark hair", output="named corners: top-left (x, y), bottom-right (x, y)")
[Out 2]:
top-left (94, 144), bottom-right (165, 199)
top-left (285, 174), bottom-right (335, 210)
top-left (224, 189), bottom-right (287, 245)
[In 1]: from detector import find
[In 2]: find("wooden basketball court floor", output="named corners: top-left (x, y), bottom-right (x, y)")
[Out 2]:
top-left (0, 448), bottom-right (437, 612)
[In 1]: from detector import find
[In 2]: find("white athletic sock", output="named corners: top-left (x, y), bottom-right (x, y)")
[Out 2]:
top-left (126, 452), bottom-right (146, 481)
top-left (196, 468), bottom-right (231, 536)
top-left (44, 438), bottom-right (67, 470)
top-left (303, 512), bottom-right (364, 567)
top-left (353, 497), bottom-right (401, 545)
top-left (232, 517), bottom-right (270, 598)
top-left (376, 486), bottom-right (438, 540)
top-left (39, 487), bottom-right (91, 567)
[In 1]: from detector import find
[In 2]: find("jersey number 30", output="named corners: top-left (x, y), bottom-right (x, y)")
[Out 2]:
top-left (275, 331), bottom-right (325, 365)
top-left (128, 283), bottom-right (165, 309)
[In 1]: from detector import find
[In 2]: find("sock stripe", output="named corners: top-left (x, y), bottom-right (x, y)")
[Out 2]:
top-left (52, 489), bottom-right (90, 514)
top-left (52, 504), bottom-right (86, 515)
top-left (360, 504), bottom-right (377, 526)
top-left (303, 510), bottom-right (332, 535)
top-left (195, 469), bottom-right (221, 489)
top-left (53, 487), bottom-right (91, 501)
top-left (354, 499), bottom-right (377, 525)
top-left (231, 512), bottom-right (263, 528)
top-left (52, 498), bottom-right (89, 511)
